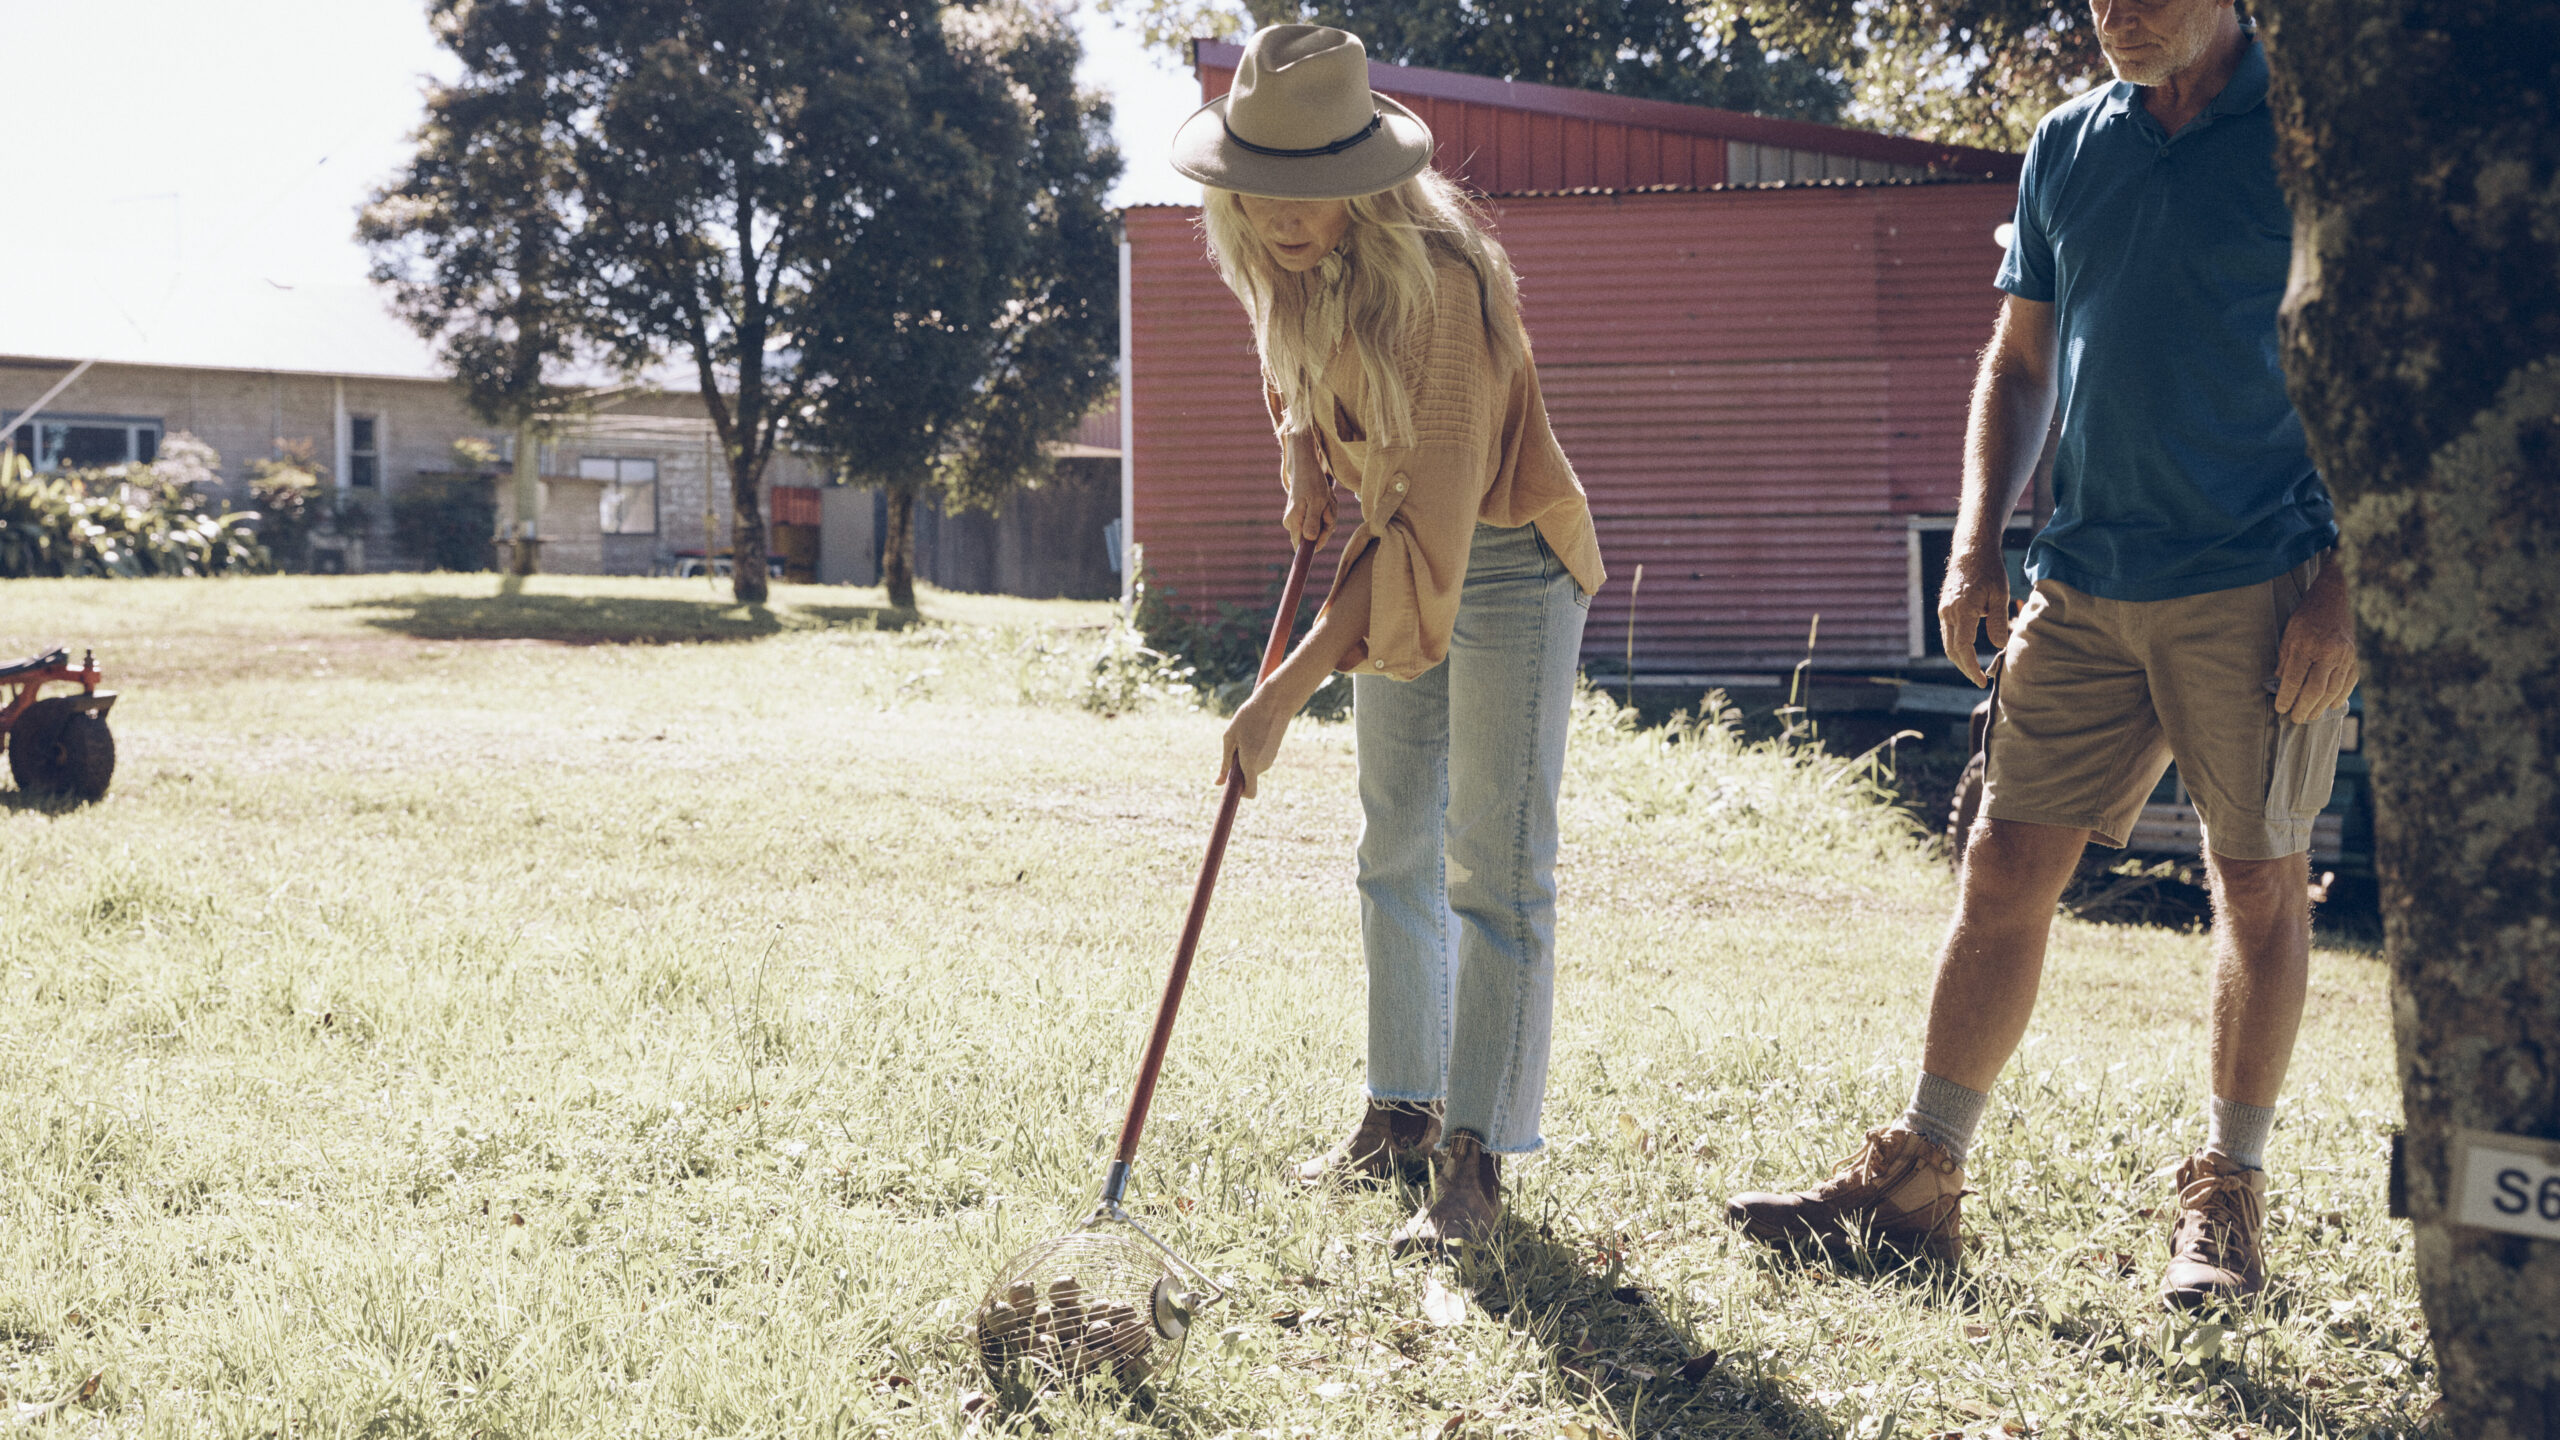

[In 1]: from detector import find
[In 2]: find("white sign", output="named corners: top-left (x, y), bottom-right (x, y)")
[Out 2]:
top-left (2452, 1128), bottom-right (2560, 1242)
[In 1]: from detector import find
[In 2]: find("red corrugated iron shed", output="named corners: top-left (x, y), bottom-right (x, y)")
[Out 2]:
top-left (1128, 48), bottom-right (2024, 675)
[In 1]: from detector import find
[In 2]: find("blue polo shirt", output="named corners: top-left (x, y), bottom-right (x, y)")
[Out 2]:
top-left (1996, 39), bottom-right (2335, 602)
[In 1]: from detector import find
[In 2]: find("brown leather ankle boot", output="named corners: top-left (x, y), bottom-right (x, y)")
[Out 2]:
top-left (1725, 1124), bottom-right (1968, 1265)
top-left (1295, 1100), bottom-right (1443, 1187)
top-left (1391, 1130), bottom-right (1502, 1252)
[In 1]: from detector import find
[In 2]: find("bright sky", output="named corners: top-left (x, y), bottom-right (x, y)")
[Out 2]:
top-left (0, 0), bottom-right (1204, 376)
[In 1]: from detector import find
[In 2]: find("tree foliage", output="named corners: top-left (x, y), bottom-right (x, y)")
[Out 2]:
top-left (365, 0), bottom-right (1118, 606)
top-left (1103, 0), bottom-right (2101, 146)
top-left (1106, 0), bottom-right (1844, 119)
top-left (790, 3), bottom-right (1122, 608)
top-left (1712, 0), bottom-right (2104, 149)
top-left (360, 2), bottom-right (593, 429)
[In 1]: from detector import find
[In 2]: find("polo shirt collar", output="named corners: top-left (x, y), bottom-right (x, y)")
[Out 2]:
top-left (2209, 35), bottom-right (2271, 117)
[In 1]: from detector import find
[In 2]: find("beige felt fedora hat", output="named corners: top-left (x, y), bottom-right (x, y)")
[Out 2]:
top-left (1170, 26), bottom-right (1434, 199)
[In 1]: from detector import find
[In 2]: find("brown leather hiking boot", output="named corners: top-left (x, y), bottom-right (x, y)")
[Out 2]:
top-left (1725, 1125), bottom-right (1969, 1265)
top-left (1295, 1100), bottom-right (1443, 1187)
top-left (1392, 1130), bottom-right (1502, 1253)
top-left (2161, 1150), bottom-right (2267, 1309)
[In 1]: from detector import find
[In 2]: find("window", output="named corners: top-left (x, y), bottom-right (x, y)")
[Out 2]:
top-left (583, 456), bottom-right (658, 535)
top-left (10, 415), bottom-right (161, 472)
top-left (1908, 515), bottom-right (2037, 659)
top-left (348, 415), bottom-right (380, 488)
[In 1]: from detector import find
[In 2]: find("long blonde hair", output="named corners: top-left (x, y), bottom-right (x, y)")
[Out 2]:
top-left (1202, 169), bottom-right (1527, 449)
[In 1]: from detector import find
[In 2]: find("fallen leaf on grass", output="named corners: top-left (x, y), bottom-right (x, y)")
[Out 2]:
top-left (958, 1391), bottom-right (989, 1414)
top-left (1677, 1351), bottom-right (1718, 1382)
top-left (1963, 1323), bottom-right (1992, 1341)
top-left (1421, 1277), bottom-right (1468, 1327)
top-left (1433, 1410), bottom-right (1475, 1438)
top-left (76, 1374), bottom-right (98, 1404)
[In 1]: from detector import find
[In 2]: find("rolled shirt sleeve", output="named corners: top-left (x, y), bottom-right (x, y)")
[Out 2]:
top-left (1338, 267), bottom-right (1505, 681)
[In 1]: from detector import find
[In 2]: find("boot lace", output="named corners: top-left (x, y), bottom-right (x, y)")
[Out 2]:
top-left (2174, 1165), bottom-right (2263, 1265)
top-left (1809, 1127), bottom-right (1901, 1201)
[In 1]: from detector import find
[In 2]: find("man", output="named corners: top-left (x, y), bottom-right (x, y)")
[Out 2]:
top-left (1725, 0), bottom-right (2356, 1308)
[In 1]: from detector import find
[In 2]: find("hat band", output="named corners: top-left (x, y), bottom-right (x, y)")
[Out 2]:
top-left (1222, 110), bottom-right (1384, 159)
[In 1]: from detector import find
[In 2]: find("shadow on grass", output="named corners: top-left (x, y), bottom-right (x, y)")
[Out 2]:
top-left (0, 790), bottom-right (96, 816)
top-left (340, 590), bottom-right (912, 645)
top-left (1455, 1221), bottom-right (1826, 1438)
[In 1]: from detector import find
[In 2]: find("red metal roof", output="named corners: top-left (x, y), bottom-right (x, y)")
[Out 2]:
top-left (1123, 182), bottom-right (2024, 673)
top-left (1191, 40), bottom-right (2020, 196)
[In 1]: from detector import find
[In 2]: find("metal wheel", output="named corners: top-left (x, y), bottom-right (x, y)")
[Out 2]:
top-left (10, 699), bottom-right (113, 800)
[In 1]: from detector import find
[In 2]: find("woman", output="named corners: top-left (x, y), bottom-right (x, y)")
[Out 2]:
top-left (1170, 25), bottom-right (1605, 1248)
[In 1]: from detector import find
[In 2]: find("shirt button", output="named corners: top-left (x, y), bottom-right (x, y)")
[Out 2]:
top-left (1374, 659), bottom-right (1387, 670)
top-left (1392, 477), bottom-right (1408, 493)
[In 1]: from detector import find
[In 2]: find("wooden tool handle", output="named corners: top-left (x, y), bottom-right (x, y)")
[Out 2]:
top-left (1106, 534), bottom-right (1323, 1188)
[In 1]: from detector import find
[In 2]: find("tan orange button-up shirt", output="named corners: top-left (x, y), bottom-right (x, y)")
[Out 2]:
top-left (1289, 260), bottom-right (1605, 681)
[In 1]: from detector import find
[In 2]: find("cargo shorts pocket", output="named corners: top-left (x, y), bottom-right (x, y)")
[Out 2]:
top-left (2266, 703), bottom-right (2347, 827)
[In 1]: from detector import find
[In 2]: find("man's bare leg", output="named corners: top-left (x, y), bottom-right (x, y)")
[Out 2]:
top-left (1920, 817), bottom-right (2093, 1092)
top-left (1722, 814), bottom-right (2087, 1260)
top-left (2203, 850), bottom-right (2311, 1111)
top-left (2159, 848), bottom-right (2311, 1308)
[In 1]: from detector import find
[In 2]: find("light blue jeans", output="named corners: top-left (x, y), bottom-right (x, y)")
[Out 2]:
top-left (1352, 522), bottom-right (1589, 1154)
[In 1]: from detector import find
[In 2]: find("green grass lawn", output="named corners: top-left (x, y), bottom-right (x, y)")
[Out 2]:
top-left (0, 576), bottom-right (2429, 1438)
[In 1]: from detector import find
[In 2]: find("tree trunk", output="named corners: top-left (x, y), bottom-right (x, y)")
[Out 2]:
top-left (881, 484), bottom-right (917, 611)
top-left (2261, 4), bottom-right (2560, 1432)
top-left (509, 419), bottom-right (541, 576)
top-left (730, 455), bottom-right (769, 606)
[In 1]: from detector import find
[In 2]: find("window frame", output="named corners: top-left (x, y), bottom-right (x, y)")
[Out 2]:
top-left (347, 413), bottom-right (382, 488)
top-left (10, 413), bottom-right (163, 472)
top-left (584, 455), bottom-right (660, 536)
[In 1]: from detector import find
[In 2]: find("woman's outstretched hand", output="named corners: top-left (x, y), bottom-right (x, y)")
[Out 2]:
top-left (1217, 687), bottom-right (1291, 800)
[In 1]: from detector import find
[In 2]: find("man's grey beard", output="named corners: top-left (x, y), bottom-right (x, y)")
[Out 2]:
top-left (2101, 19), bottom-right (2219, 86)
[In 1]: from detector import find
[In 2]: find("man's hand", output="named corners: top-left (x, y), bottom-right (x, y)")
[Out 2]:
top-left (1937, 545), bottom-right (2016, 687)
top-left (1217, 687), bottom-right (1290, 799)
top-left (1280, 431), bottom-right (1334, 544)
top-left (2274, 558), bottom-right (2357, 721)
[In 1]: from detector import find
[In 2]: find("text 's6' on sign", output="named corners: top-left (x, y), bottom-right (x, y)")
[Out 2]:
top-left (2452, 1128), bottom-right (2560, 1242)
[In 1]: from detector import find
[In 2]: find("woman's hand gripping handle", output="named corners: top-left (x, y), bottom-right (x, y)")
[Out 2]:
top-left (1219, 496), bottom-right (1371, 799)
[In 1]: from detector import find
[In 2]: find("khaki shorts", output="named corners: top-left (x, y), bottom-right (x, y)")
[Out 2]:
top-left (1981, 555), bottom-right (2346, 860)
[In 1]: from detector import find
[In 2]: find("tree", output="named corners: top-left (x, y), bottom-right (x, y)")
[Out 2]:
top-left (1105, 0), bottom-right (1845, 121)
top-left (1296, 0), bottom-right (1844, 120)
top-left (1711, 0), bottom-right (2103, 149)
top-left (2258, 1), bottom-right (2560, 1431)
top-left (564, 0), bottom-right (956, 606)
top-left (1099, 0), bottom-right (2109, 142)
top-left (362, 1), bottom-right (595, 575)
top-left (792, 3), bottom-right (1122, 610)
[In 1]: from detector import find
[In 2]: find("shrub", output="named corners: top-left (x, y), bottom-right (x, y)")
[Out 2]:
top-left (0, 450), bottom-right (265, 578)
top-left (1128, 558), bottom-right (1350, 719)
top-left (392, 471), bottom-right (498, 572)
top-left (245, 438), bottom-right (365, 572)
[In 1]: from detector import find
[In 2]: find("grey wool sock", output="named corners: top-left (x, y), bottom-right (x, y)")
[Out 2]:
top-left (1901, 1072), bottom-right (1989, 1165)
top-left (2207, 1095), bottom-right (2277, 1171)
